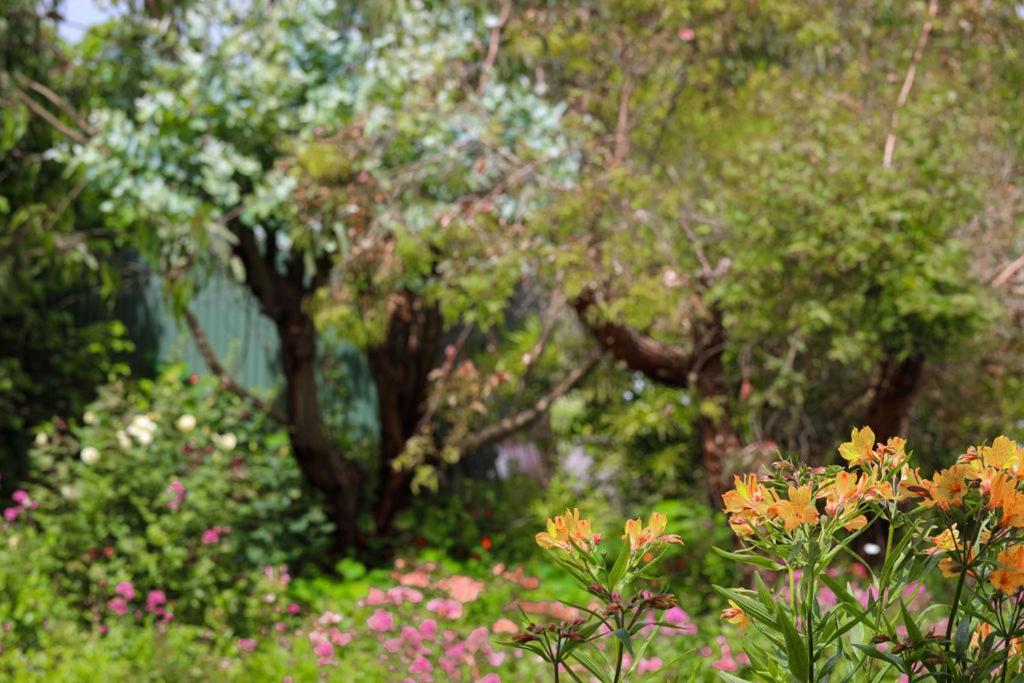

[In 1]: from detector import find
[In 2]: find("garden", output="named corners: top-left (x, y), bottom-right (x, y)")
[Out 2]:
top-left (2, 1), bottom-right (1024, 681)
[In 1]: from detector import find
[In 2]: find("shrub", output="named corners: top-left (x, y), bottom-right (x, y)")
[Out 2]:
top-left (6, 365), bottom-right (332, 638)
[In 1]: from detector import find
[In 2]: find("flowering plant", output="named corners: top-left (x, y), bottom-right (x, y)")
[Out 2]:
top-left (504, 508), bottom-right (685, 681)
top-left (718, 427), bottom-right (1024, 682)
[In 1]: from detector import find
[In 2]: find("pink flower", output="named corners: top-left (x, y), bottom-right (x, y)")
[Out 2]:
top-left (661, 606), bottom-right (697, 635)
top-left (308, 630), bottom-right (339, 666)
top-left (395, 570), bottom-right (431, 588)
top-left (419, 619), bottom-right (438, 641)
top-left (286, 603), bottom-right (301, 615)
top-left (476, 675), bottom-right (500, 683)
top-left (426, 598), bottom-right (463, 619)
top-left (318, 611), bottom-right (342, 625)
top-left (201, 528), bottom-right (224, 545)
top-left (409, 657), bottom-right (432, 674)
top-left (638, 658), bottom-right (662, 673)
top-left (237, 638), bottom-right (257, 653)
top-left (3, 507), bottom-right (19, 521)
top-left (367, 608), bottom-right (395, 633)
top-left (146, 590), bottom-right (166, 613)
top-left (491, 618), bottom-right (517, 634)
top-left (11, 490), bottom-right (28, 505)
top-left (439, 575), bottom-right (485, 603)
top-left (366, 587), bottom-right (388, 605)
top-left (466, 627), bottom-right (489, 651)
top-left (386, 586), bottom-right (424, 605)
top-left (165, 481), bottom-right (186, 510)
top-left (107, 598), bottom-right (129, 616)
top-left (115, 582), bottom-right (135, 601)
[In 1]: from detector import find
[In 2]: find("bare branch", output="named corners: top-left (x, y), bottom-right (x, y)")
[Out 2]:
top-left (612, 75), bottom-right (635, 165)
top-left (992, 254), bottom-right (1024, 288)
top-left (456, 348), bottom-right (602, 453)
top-left (12, 88), bottom-right (90, 145)
top-left (17, 75), bottom-right (96, 136)
top-left (183, 308), bottom-right (288, 424)
top-left (882, 0), bottom-right (938, 169)
top-left (477, 1), bottom-right (512, 93)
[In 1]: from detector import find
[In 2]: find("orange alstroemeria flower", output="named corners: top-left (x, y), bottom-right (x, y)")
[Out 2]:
top-left (721, 600), bottom-right (750, 631)
top-left (769, 485), bottom-right (820, 531)
top-left (926, 526), bottom-right (987, 578)
top-left (535, 508), bottom-right (598, 551)
top-left (622, 511), bottom-right (683, 553)
top-left (971, 622), bottom-right (993, 650)
top-left (990, 544), bottom-right (1024, 593)
top-left (919, 465), bottom-right (972, 511)
top-left (723, 474), bottom-right (774, 537)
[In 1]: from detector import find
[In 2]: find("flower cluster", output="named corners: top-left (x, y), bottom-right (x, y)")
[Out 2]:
top-left (719, 428), bottom-right (1024, 683)
top-left (507, 509), bottom-right (685, 681)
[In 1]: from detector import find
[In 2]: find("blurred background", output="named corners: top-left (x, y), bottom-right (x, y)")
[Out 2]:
top-left (1, 0), bottom-right (1022, 679)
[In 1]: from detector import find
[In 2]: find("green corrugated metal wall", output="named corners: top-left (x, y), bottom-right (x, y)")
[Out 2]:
top-left (74, 256), bottom-right (378, 441)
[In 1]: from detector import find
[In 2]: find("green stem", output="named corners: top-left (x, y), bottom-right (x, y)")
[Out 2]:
top-left (944, 554), bottom-right (968, 650)
top-left (612, 614), bottom-right (624, 683)
top-left (553, 635), bottom-right (561, 683)
top-left (807, 556), bottom-right (816, 683)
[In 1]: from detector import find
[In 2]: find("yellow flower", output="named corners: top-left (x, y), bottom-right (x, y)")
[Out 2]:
top-left (721, 600), bottom-right (750, 630)
top-left (982, 436), bottom-right (1023, 471)
top-left (990, 544), bottom-right (1024, 593)
top-left (535, 508), bottom-right (597, 551)
top-left (622, 511), bottom-right (683, 553)
top-left (839, 426), bottom-right (875, 466)
top-left (768, 485), bottom-right (819, 531)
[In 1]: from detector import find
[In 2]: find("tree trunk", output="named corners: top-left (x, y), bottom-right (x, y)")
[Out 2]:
top-left (692, 312), bottom-right (739, 508)
top-left (572, 292), bottom-right (739, 507)
top-left (366, 291), bottom-right (443, 537)
top-left (275, 292), bottom-right (362, 551)
top-left (862, 354), bottom-right (925, 441)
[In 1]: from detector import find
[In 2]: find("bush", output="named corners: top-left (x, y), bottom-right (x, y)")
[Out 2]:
top-left (5, 365), bottom-right (332, 638)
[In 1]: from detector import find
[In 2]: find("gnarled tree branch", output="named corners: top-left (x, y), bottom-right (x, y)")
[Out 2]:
top-left (456, 348), bottom-right (602, 453)
top-left (183, 308), bottom-right (288, 424)
top-left (572, 291), bottom-right (693, 387)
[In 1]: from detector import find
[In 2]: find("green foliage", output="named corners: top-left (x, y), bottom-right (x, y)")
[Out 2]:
top-left (12, 365), bottom-right (331, 635)
top-left (0, 1), bottom-right (130, 489)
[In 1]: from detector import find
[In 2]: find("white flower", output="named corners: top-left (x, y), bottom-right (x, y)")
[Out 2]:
top-left (175, 414), bottom-right (197, 433)
top-left (34, 432), bottom-right (48, 447)
top-left (83, 410), bottom-right (98, 425)
top-left (116, 430), bottom-right (132, 450)
top-left (80, 446), bottom-right (101, 465)
top-left (60, 485), bottom-right (80, 501)
top-left (212, 432), bottom-right (237, 452)
top-left (127, 415), bottom-right (158, 445)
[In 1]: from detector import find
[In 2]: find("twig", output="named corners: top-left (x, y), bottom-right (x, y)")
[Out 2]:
top-left (612, 75), bottom-right (635, 165)
top-left (992, 254), bottom-right (1024, 288)
top-left (13, 88), bottom-right (90, 145)
top-left (183, 308), bottom-right (288, 424)
top-left (456, 349), bottom-right (602, 453)
top-left (40, 176), bottom-right (89, 236)
top-left (882, 0), bottom-right (939, 169)
top-left (18, 76), bottom-right (96, 136)
top-left (477, 1), bottom-right (512, 93)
